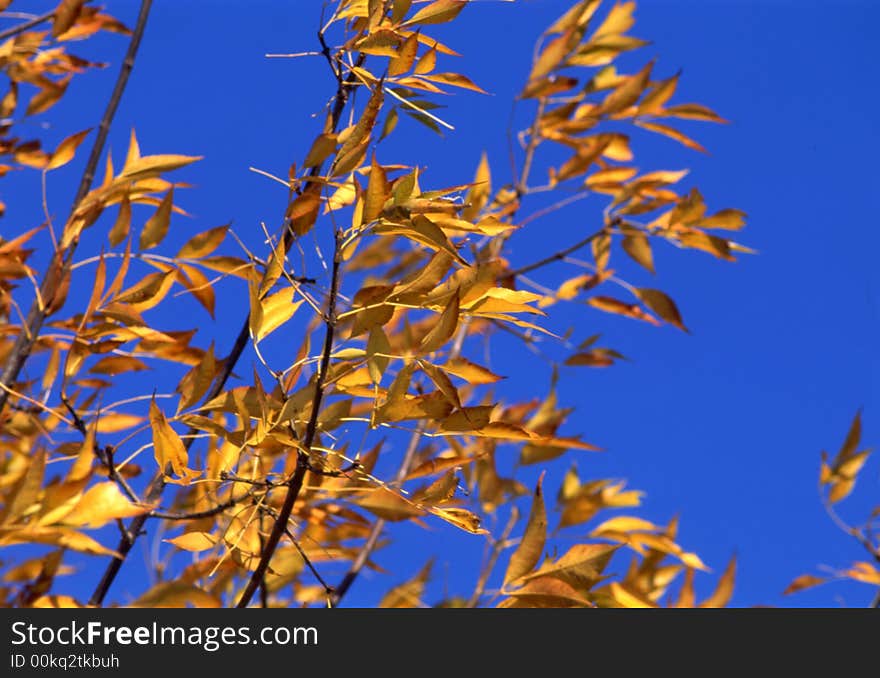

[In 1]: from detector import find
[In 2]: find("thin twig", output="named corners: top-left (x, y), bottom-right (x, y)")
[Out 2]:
top-left (505, 230), bottom-right (604, 279)
top-left (149, 490), bottom-right (254, 521)
top-left (467, 506), bottom-right (519, 607)
top-left (0, 9), bottom-right (54, 42)
top-left (329, 423), bottom-right (425, 606)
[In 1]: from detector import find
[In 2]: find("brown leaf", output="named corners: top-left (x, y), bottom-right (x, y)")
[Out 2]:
top-left (636, 288), bottom-right (687, 331)
top-left (622, 232), bottom-right (654, 273)
top-left (52, 0), bottom-right (86, 37)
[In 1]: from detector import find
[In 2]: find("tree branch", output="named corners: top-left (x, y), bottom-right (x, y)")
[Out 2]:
top-left (87, 39), bottom-right (367, 609)
top-left (236, 236), bottom-right (342, 608)
top-left (0, 0), bottom-right (153, 415)
top-left (504, 229), bottom-right (607, 280)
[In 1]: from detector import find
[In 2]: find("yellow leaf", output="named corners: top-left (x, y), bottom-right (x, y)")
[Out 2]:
top-left (31, 595), bottom-right (87, 608)
top-left (61, 482), bottom-right (148, 528)
top-left (440, 357), bottom-right (503, 384)
top-left (420, 289), bottom-right (460, 353)
top-left (0, 526), bottom-right (119, 557)
top-left (115, 270), bottom-right (175, 312)
top-left (256, 288), bottom-right (304, 342)
top-left (389, 32), bottom-right (419, 76)
top-left (357, 487), bottom-right (423, 521)
top-left (699, 556), bottom-right (736, 608)
top-left (521, 543), bottom-right (620, 588)
top-left (427, 506), bottom-right (487, 534)
top-left (635, 119), bottom-right (707, 153)
top-left (592, 515), bottom-right (658, 535)
top-left (402, 0), bottom-right (466, 27)
top-left (504, 475), bottom-right (547, 586)
top-left (499, 576), bottom-right (591, 608)
top-left (638, 73), bottom-right (679, 115)
top-left (367, 326), bottom-right (392, 384)
top-left (26, 76), bottom-right (71, 116)
top-left (119, 154), bottom-right (202, 181)
top-left (0, 449), bottom-right (46, 525)
top-left (108, 193), bottom-right (131, 247)
top-left (177, 225), bottom-right (228, 259)
top-left (461, 152), bottom-right (491, 223)
top-left (47, 129), bottom-right (91, 170)
top-left (364, 156), bottom-right (390, 224)
top-left (380, 561), bottom-right (432, 608)
top-left (440, 405), bottom-right (494, 432)
top-left (149, 399), bottom-right (192, 480)
top-left (286, 182), bottom-right (322, 236)
top-left (609, 582), bottom-right (658, 608)
top-left (130, 581), bottom-right (221, 608)
top-left (139, 188), bottom-right (174, 250)
top-left (165, 531), bottom-right (218, 552)
top-left (530, 28), bottom-right (579, 81)
top-left (332, 85), bottom-right (384, 176)
top-left (414, 45), bottom-right (437, 75)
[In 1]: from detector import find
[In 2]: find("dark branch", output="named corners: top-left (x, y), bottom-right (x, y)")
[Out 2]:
top-left (236, 239), bottom-right (342, 608)
top-left (0, 0), bottom-right (153, 415)
top-left (90, 30), bottom-right (365, 608)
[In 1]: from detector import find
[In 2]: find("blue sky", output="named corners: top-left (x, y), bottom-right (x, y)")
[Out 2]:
top-left (3, 0), bottom-right (879, 608)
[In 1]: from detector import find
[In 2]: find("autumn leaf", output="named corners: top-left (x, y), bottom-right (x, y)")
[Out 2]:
top-left (149, 398), bottom-right (195, 481)
top-left (60, 483), bottom-right (149, 528)
top-left (47, 129), bottom-right (92, 170)
top-left (139, 188), bottom-right (174, 250)
top-left (504, 475), bottom-right (547, 586)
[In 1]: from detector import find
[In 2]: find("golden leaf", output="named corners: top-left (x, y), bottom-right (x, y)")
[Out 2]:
top-left (60, 482), bottom-right (148, 528)
top-left (699, 555), bottom-right (736, 608)
top-left (256, 288), bottom-right (304, 342)
top-left (149, 399), bottom-right (193, 481)
top-left (608, 581), bottom-right (658, 608)
top-left (420, 289), bottom-right (460, 353)
top-left (139, 188), bottom-right (174, 250)
top-left (108, 193), bottom-right (131, 246)
top-left (499, 576), bottom-right (591, 608)
top-left (402, 0), bottom-right (466, 27)
top-left (165, 531), bottom-right (218, 552)
top-left (130, 581), bottom-right (221, 608)
top-left (504, 475), bottom-right (547, 586)
top-left (0, 449), bottom-right (46, 525)
top-left (177, 225), bottom-right (228, 259)
top-left (47, 129), bottom-right (91, 171)
top-left (119, 154), bottom-right (201, 181)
